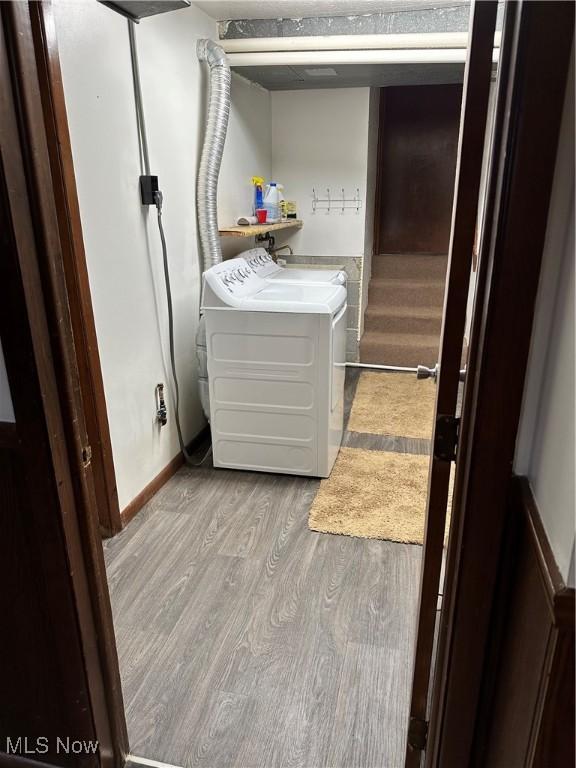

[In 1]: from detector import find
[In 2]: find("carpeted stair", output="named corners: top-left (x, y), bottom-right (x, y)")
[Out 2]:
top-left (360, 254), bottom-right (448, 367)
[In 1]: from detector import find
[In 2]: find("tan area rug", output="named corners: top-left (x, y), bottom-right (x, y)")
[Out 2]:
top-left (309, 447), bottom-right (452, 545)
top-left (347, 372), bottom-right (436, 439)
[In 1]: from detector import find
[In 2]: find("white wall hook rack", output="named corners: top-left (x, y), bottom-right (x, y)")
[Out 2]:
top-left (312, 187), bottom-right (362, 214)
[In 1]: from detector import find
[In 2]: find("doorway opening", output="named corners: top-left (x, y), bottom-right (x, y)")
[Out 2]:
top-left (362, 83), bottom-right (461, 368)
top-left (2, 1), bottom-right (573, 766)
top-left (46, 1), bottom-right (499, 765)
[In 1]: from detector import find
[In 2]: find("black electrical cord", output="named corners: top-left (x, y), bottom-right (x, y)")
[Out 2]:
top-left (128, 20), bottom-right (210, 467)
top-left (154, 191), bottom-right (212, 468)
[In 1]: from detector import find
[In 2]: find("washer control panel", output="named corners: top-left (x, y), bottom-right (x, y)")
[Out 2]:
top-left (241, 247), bottom-right (279, 278)
top-left (240, 248), bottom-right (347, 286)
top-left (204, 257), bottom-right (267, 303)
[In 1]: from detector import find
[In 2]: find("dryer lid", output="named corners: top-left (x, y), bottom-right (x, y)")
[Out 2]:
top-left (202, 257), bottom-right (346, 315)
top-left (247, 282), bottom-right (346, 314)
top-left (270, 267), bottom-right (347, 285)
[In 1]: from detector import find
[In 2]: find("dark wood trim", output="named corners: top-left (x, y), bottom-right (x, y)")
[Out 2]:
top-left (0, 20), bottom-right (99, 768)
top-left (427, 2), bottom-right (574, 766)
top-left (0, 421), bottom-right (18, 449)
top-left (427, 5), bottom-right (520, 759)
top-left (29, 0), bottom-right (121, 537)
top-left (120, 426), bottom-right (211, 528)
top-left (372, 88), bottom-right (386, 258)
top-left (516, 477), bottom-right (575, 629)
top-left (553, 585), bottom-right (575, 630)
top-left (0, 3), bottom-right (128, 765)
top-left (533, 630), bottom-right (574, 766)
top-left (479, 474), bottom-right (574, 767)
top-left (406, 4), bottom-right (498, 764)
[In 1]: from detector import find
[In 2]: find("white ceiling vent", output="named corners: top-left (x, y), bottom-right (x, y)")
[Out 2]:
top-left (304, 67), bottom-right (339, 77)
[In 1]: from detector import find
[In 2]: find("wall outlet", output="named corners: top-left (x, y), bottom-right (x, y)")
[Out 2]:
top-left (155, 383), bottom-right (167, 426)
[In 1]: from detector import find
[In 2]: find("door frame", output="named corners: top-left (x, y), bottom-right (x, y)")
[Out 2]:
top-left (426, 1), bottom-right (574, 765)
top-left (30, 0), bottom-right (122, 536)
top-left (1, 1), bottom-right (572, 766)
top-left (0, 2), bottom-right (128, 765)
top-left (406, 3), bottom-right (498, 763)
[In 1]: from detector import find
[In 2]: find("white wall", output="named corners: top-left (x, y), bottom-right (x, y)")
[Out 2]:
top-left (271, 88), bottom-right (371, 258)
top-left (54, 1), bottom-right (270, 509)
top-left (0, 339), bottom-right (15, 423)
top-left (270, 87), bottom-right (372, 360)
top-left (515, 48), bottom-right (575, 586)
top-left (220, 73), bottom-right (271, 259)
top-left (220, 73), bottom-right (271, 228)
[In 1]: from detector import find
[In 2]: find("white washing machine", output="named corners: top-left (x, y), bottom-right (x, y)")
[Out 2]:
top-left (241, 247), bottom-right (347, 286)
top-left (202, 257), bottom-right (347, 477)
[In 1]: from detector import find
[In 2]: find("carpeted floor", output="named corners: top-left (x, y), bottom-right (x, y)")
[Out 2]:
top-left (309, 370), bottom-right (449, 544)
top-left (360, 253), bottom-right (448, 366)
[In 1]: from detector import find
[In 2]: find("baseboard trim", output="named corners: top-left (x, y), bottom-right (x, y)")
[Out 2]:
top-left (481, 475), bottom-right (576, 765)
top-left (515, 476), bottom-right (575, 629)
top-left (119, 425), bottom-right (210, 530)
top-left (120, 453), bottom-right (183, 529)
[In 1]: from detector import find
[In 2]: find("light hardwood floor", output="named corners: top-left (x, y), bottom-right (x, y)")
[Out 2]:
top-left (105, 371), bottom-right (424, 768)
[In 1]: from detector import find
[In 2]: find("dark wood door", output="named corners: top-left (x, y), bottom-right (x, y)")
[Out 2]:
top-left (404, 3), bottom-right (498, 766)
top-left (376, 84), bottom-right (463, 255)
top-left (0, 3), bottom-right (128, 765)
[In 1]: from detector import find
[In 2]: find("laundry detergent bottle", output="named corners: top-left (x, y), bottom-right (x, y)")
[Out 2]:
top-left (263, 182), bottom-right (281, 223)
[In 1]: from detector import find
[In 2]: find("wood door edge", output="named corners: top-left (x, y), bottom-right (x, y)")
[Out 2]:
top-left (405, 5), bottom-right (499, 765)
top-left (31, 0), bottom-right (122, 535)
top-left (426, 3), bottom-right (575, 765)
top-left (2, 3), bottom-right (129, 764)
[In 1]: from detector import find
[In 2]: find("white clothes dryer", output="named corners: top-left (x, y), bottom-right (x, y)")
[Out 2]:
top-left (202, 257), bottom-right (347, 477)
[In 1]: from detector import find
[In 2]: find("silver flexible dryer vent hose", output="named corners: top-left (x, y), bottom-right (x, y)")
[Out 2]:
top-left (196, 39), bottom-right (230, 270)
top-left (196, 39), bottom-right (230, 419)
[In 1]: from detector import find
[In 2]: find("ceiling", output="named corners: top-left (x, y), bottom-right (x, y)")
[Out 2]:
top-left (233, 61), bottom-right (464, 89)
top-left (192, 0), bottom-right (467, 22)
top-left (194, 0), bottom-right (470, 90)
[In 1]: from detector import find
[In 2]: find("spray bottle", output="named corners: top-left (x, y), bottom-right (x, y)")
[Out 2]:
top-left (251, 176), bottom-right (264, 215)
